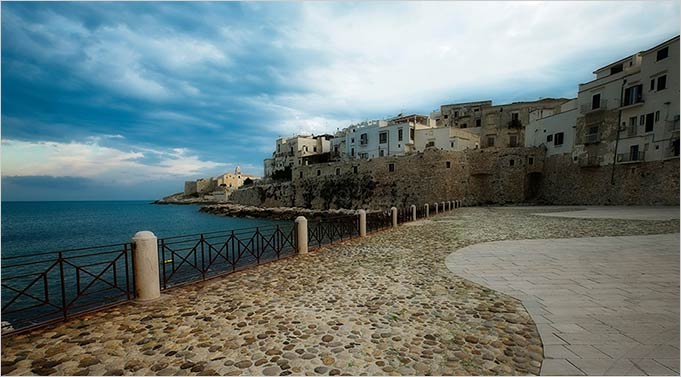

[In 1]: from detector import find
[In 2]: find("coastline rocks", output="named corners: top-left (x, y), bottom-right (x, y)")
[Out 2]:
top-left (199, 204), bottom-right (362, 220)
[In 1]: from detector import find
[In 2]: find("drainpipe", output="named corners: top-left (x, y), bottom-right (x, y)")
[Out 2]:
top-left (611, 79), bottom-right (627, 185)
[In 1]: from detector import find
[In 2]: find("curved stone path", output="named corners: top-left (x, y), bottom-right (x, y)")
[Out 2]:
top-left (446, 234), bottom-right (680, 376)
top-left (1, 207), bottom-right (678, 376)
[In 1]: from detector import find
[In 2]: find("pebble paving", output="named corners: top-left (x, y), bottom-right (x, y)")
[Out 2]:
top-left (1, 207), bottom-right (678, 376)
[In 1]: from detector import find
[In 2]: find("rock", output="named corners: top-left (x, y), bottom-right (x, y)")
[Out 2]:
top-left (78, 357), bottom-right (100, 368)
top-left (234, 360), bottom-right (252, 369)
top-left (322, 335), bottom-right (334, 343)
top-left (314, 366), bottom-right (329, 374)
top-left (262, 366), bottom-right (280, 376)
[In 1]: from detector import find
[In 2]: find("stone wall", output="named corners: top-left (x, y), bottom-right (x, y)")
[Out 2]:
top-left (537, 155), bottom-right (679, 205)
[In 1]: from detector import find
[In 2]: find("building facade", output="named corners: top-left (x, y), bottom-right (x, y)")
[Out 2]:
top-left (525, 99), bottom-right (578, 156)
top-left (574, 36), bottom-right (680, 167)
top-left (264, 135), bottom-right (332, 177)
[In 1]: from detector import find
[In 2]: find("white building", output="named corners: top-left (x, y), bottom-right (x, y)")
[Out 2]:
top-left (414, 126), bottom-right (479, 152)
top-left (574, 35), bottom-right (679, 166)
top-left (525, 99), bottom-right (578, 156)
top-left (264, 134), bottom-right (332, 177)
top-left (343, 114), bottom-right (433, 159)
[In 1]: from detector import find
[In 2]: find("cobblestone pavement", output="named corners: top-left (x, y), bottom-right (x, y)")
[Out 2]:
top-left (2, 207), bottom-right (678, 376)
top-left (446, 234), bottom-right (680, 376)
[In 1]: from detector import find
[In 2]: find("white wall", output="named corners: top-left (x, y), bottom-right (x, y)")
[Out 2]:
top-left (525, 103), bottom-right (577, 156)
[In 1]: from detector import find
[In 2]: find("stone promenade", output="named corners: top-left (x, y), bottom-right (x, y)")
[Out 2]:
top-left (1, 206), bottom-right (678, 376)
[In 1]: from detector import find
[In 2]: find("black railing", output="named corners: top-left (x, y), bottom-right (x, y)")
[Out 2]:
top-left (366, 210), bottom-right (392, 233)
top-left (158, 224), bottom-right (296, 290)
top-left (1, 243), bottom-right (134, 334)
top-left (308, 215), bottom-right (360, 249)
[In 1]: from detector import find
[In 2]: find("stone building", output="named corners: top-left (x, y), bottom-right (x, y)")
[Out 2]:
top-left (574, 35), bottom-right (680, 168)
top-left (184, 166), bottom-right (259, 196)
top-left (264, 135), bottom-right (333, 177)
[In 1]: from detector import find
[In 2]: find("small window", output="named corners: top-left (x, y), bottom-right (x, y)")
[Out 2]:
top-left (379, 132), bottom-right (388, 144)
top-left (450, 142), bottom-right (454, 148)
top-left (388, 163), bottom-right (395, 172)
top-left (353, 166), bottom-right (358, 174)
top-left (398, 128), bottom-right (403, 141)
top-left (379, 149), bottom-right (384, 157)
top-left (410, 128), bottom-right (415, 140)
top-left (351, 148), bottom-right (355, 156)
top-left (475, 119), bottom-right (481, 127)
top-left (657, 75), bottom-right (667, 90)
top-left (299, 171), bottom-right (303, 178)
top-left (655, 111), bottom-right (660, 122)
top-left (554, 132), bottom-right (564, 146)
top-left (351, 138), bottom-right (355, 143)
top-left (645, 113), bottom-right (654, 133)
top-left (640, 115), bottom-right (645, 126)
top-left (335, 168), bottom-right (340, 176)
top-left (656, 46), bottom-right (669, 61)
top-left (454, 111), bottom-right (459, 117)
top-left (446, 161), bottom-right (451, 169)
top-left (650, 79), bottom-right (655, 91)
top-left (528, 157), bottom-right (534, 165)
top-left (487, 137), bottom-right (495, 147)
top-left (461, 123), bottom-right (468, 129)
top-left (509, 135), bottom-right (518, 147)
top-left (444, 115), bottom-right (449, 119)
top-left (313, 146), bottom-right (317, 152)
top-left (509, 159), bottom-right (515, 166)
top-left (317, 170), bottom-right (321, 176)
top-left (547, 134), bottom-right (553, 142)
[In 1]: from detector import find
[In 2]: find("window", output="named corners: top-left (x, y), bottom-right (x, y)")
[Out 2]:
top-left (317, 170), bottom-right (321, 176)
top-left (528, 157), bottom-right (534, 165)
top-left (303, 146), bottom-right (308, 152)
top-left (313, 146), bottom-right (317, 152)
top-left (426, 141), bottom-right (435, 148)
top-left (610, 64), bottom-right (623, 74)
top-left (630, 145), bottom-right (640, 161)
top-left (360, 133), bottom-right (368, 145)
top-left (592, 93), bottom-right (601, 110)
top-left (476, 119), bottom-right (481, 127)
top-left (623, 84), bottom-right (643, 106)
top-left (657, 75), bottom-right (667, 90)
top-left (554, 132), bottom-right (564, 146)
top-left (335, 168), bottom-right (340, 176)
top-left (398, 128), bottom-right (403, 141)
top-left (547, 134), bottom-right (553, 142)
top-left (640, 115), bottom-right (645, 126)
top-left (645, 113), bottom-right (654, 133)
top-left (353, 166), bottom-right (358, 174)
top-left (461, 123), bottom-right (468, 129)
top-left (277, 145), bottom-right (280, 152)
top-left (509, 135), bottom-right (518, 147)
top-left (410, 128), bottom-right (415, 140)
top-left (511, 112), bottom-right (519, 121)
top-left (379, 132), bottom-right (388, 144)
top-left (446, 161), bottom-right (451, 169)
top-left (379, 150), bottom-right (384, 157)
top-left (585, 126), bottom-right (599, 143)
top-left (454, 111), bottom-right (459, 117)
top-left (388, 163), bottom-right (395, 172)
top-left (657, 46), bottom-right (669, 61)
top-left (351, 148), bottom-right (355, 157)
top-left (299, 171), bottom-right (303, 178)
top-left (444, 115), bottom-right (449, 119)
top-left (629, 116), bottom-right (637, 127)
top-left (655, 111), bottom-right (660, 122)
top-left (351, 138), bottom-right (355, 143)
top-left (509, 159), bottom-right (515, 166)
top-left (650, 79), bottom-right (655, 91)
top-left (450, 141), bottom-right (454, 148)
top-left (487, 137), bottom-right (495, 147)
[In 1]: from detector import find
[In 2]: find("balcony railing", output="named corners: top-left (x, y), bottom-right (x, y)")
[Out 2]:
top-left (507, 119), bottom-right (523, 129)
top-left (578, 154), bottom-right (600, 167)
top-left (617, 151), bottom-right (645, 163)
top-left (584, 133), bottom-right (600, 144)
top-left (666, 119), bottom-right (680, 133)
top-left (581, 100), bottom-right (609, 114)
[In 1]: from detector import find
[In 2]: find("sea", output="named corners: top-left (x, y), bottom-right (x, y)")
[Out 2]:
top-left (1, 200), bottom-right (282, 258)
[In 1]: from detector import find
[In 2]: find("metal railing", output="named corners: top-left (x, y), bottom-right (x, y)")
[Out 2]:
top-left (617, 151), bottom-right (645, 163)
top-left (366, 210), bottom-right (392, 233)
top-left (158, 224), bottom-right (296, 290)
top-left (584, 133), bottom-right (600, 144)
top-left (308, 215), bottom-right (360, 250)
top-left (580, 100), bottom-right (609, 113)
top-left (1, 243), bottom-right (135, 334)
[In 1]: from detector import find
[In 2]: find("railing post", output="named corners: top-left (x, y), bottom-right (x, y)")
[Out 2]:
top-left (391, 207), bottom-right (398, 228)
top-left (132, 231), bottom-right (161, 302)
top-left (434, 203), bottom-right (438, 214)
top-left (295, 216), bottom-right (308, 254)
top-left (358, 210), bottom-right (367, 237)
top-left (441, 201), bottom-right (446, 212)
top-left (425, 204), bottom-right (429, 217)
top-left (411, 205), bottom-right (417, 221)
top-left (448, 201), bottom-right (452, 211)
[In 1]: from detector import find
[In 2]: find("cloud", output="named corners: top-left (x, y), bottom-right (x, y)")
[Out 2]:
top-left (1, 138), bottom-right (227, 184)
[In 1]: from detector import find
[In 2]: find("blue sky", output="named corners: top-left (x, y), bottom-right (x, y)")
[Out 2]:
top-left (2, 1), bottom-right (679, 201)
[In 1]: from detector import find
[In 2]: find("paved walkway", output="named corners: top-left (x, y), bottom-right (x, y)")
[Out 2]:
top-left (523, 206), bottom-right (679, 221)
top-left (446, 233), bottom-right (680, 375)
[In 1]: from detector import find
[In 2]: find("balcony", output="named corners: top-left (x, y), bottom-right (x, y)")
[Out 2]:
top-left (583, 133), bottom-right (600, 144)
top-left (578, 154), bottom-right (600, 168)
top-left (666, 119), bottom-right (680, 133)
top-left (507, 119), bottom-right (523, 129)
top-left (580, 100), bottom-right (609, 114)
top-left (617, 151), bottom-right (645, 163)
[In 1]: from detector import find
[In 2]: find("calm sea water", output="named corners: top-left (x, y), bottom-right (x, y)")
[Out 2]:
top-left (1, 201), bottom-right (283, 257)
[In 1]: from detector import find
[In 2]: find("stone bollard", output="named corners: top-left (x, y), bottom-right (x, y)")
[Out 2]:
top-left (358, 210), bottom-right (367, 237)
top-left (448, 201), bottom-right (452, 211)
top-left (425, 204), bottom-right (429, 217)
top-left (391, 207), bottom-right (398, 228)
top-left (132, 231), bottom-right (161, 302)
top-left (441, 202), bottom-right (445, 212)
top-left (411, 204), bottom-right (417, 221)
top-left (434, 203), bottom-right (439, 214)
top-left (295, 216), bottom-right (308, 254)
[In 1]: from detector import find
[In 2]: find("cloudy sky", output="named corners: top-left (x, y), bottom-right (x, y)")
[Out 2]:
top-left (2, 1), bottom-right (679, 200)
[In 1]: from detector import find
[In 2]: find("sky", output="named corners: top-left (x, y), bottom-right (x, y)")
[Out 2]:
top-left (2, 1), bottom-right (679, 201)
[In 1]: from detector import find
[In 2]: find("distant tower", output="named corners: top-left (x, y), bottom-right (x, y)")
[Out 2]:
top-left (235, 165), bottom-right (241, 175)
